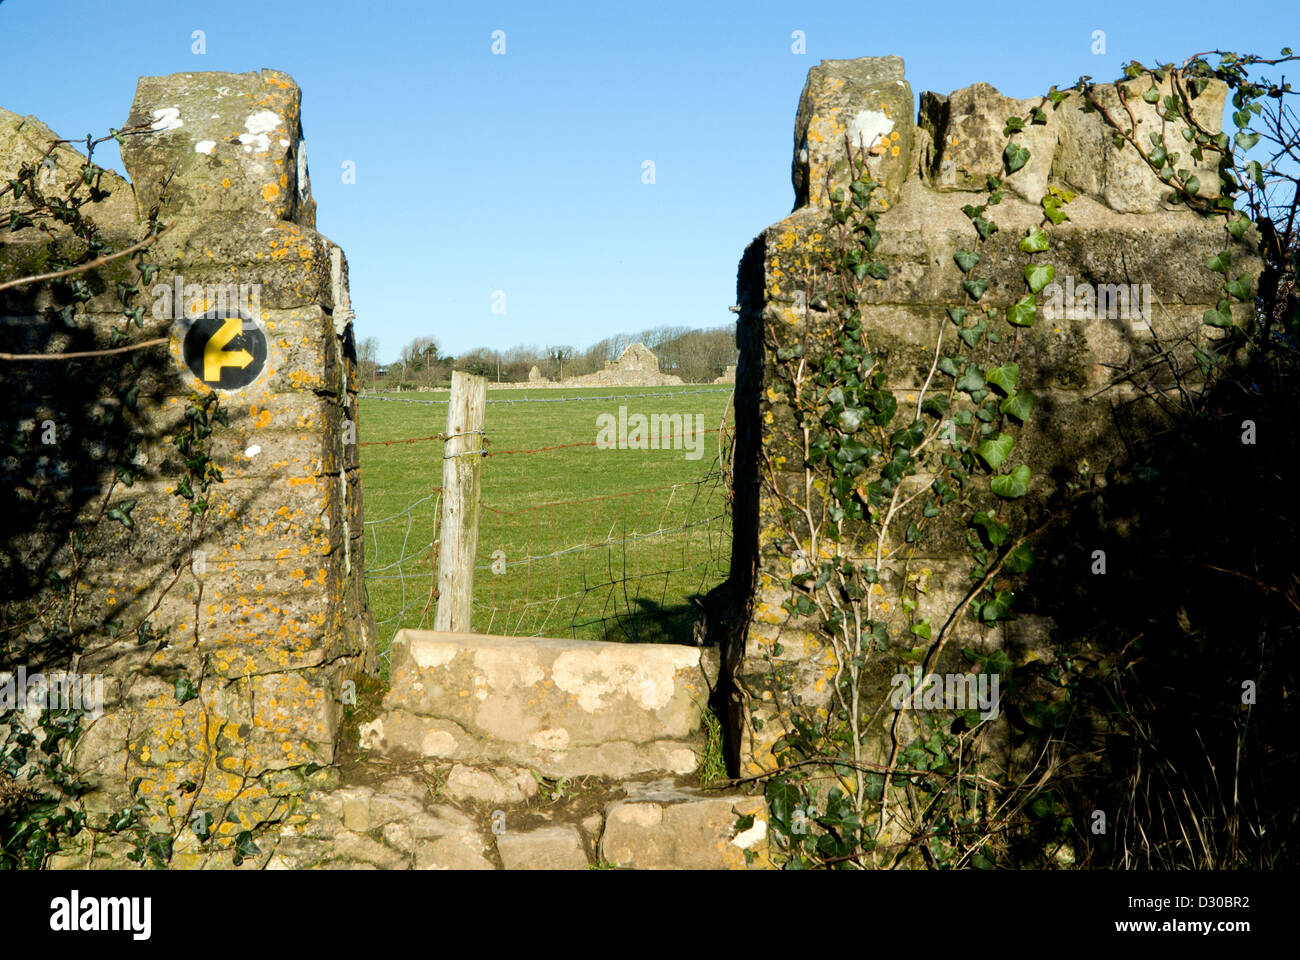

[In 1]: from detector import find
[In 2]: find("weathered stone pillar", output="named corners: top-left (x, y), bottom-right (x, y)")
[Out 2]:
top-left (725, 57), bottom-right (1261, 777)
top-left (1, 69), bottom-right (373, 865)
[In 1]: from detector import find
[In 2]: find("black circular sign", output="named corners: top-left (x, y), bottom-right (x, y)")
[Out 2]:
top-left (181, 312), bottom-right (268, 390)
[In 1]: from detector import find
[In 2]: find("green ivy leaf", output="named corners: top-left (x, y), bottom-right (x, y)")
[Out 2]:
top-left (963, 278), bottom-right (990, 301)
top-left (959, 319), bottom-right (988, 347)
top-left (990, 464), bottom-right (1032, 499)
top-left (836, 438), bottom-right (875, 462)
top-left (232, 830), bottom-right (261, 866)
top-left (956, 365), bottom-right (985, 395)
top-left (174, 677), bottom-right (198, 704)
top-left (954, 250), bottom-right (981, 273)
top-left (972, 216), bottom-right (998, 240)
top-left (1018, 227), bottom-right (1049, 253)
top-left (1004, 543), bottom-right (1036, 574)
top-left (1206, 250), bottom-right (1232, 273)
top-left (985, 362), bottom-right (1019, 395)
top-left (892, 420), bottom-right (925, 449)
top-left (1004, 143), bottom-right (1030, 173)
top-left (765, 779), bottom-right (801, 831)
top-left (910, 620), bottom-right (932, 640)
top-left (938, 356), bottom-right (961, 378)
top-left (972, 511), bottom-right (1008, 547)
top-left (1202, 300), bottom-right (1234, 327)
top-left (864, 389), bottom-right (898, 426)
top-left (1006, 294), bottom-right (1037, 327)
top-left (1226, 216), bottom-right (1250, 239)
top-left (976, 433), bottom-right (1014, 470)
top-left (1235, 130), bottom-right (1261, 152)
top-left (1024, 263), bottom-right (1055, 294)
top-left (947, 306), bottom-right (969, 325)
top-left (108, 808), bottom-right (137, 832)
top-left (979, 590), bottom-right (1016, 621)
top-left (1225, 273), bottom-right (1253, 300)
top-left (922, 394), bottom-right (950, 417)
top-left (106, 500), bottom-right (136, 531)
top-left (999, 390), bottom-right (1036, 423)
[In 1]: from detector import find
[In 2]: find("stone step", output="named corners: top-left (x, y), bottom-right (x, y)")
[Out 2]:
top-left (600, 779), bottom-right (770, 870)
top-left (257, 770), bottom-right (770, 870)
top-left (361, 629), bottom-right (720, 779)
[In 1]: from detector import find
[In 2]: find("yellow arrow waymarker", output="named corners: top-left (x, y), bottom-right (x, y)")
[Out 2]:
top-left (203, 316), bottom-right (254, 382)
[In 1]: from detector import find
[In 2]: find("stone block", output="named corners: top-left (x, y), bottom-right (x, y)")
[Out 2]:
top-left (1053, 77), bottom-right (1227, 213)
top-left (793, 57), bottom-right (914, 212)
top-left (121, 69), bottom-right (315, 226)
top-left (919, 82), bottom-right (1058, 202)
top-left (444, 764), bottom-right (538, 805)
top-left (375, 630), bottom-right (717, 778)
top-left (0, 107), bottom-right (136, 230)
top-left (412, 830), bottom-right (495, 870)
top-left (496, 825), bottom-right (590, 870)
top-left (600, 780), bottom-right (770, 869)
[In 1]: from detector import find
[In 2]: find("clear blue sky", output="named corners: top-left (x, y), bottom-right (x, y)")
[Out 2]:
top-left (0, 0), bottom-right (1292, 362)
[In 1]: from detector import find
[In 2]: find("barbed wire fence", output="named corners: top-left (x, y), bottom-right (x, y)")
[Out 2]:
top-left (359, 485), bottom-right (443, 659)
top-left (357, 386), bottom-right (735, 666)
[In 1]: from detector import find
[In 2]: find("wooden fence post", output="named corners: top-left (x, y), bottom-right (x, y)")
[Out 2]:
top-left (435, 371), bottom-right (487, 632)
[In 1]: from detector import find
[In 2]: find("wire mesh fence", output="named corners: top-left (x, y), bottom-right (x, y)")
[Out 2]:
top-left (358, 385), bottom-right (734, 664)
top-left (361, 487), bottom-right (442, 658)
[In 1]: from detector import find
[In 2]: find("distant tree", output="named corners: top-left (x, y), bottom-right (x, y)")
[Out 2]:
top-left (394, 336), bottom-right (443, 388)
top-left (443, 325), bottom-right (738, 385)
top-left (358, 336), bottom-right (380, 390)
top-left (454, 346), bottom-right (501, 380)
top-left (545, 344), bottom-right (575, 381)
top-left (650, 325), bottom-right (737, 381)
top-left (583, 336), bottom-right (615, 370)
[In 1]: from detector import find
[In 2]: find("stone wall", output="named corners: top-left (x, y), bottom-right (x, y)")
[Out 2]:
top-left (719, 56), bottom-right (1262, 779)
top-left (1, 57), bottom-right (1267, 870)
top-left (495, 341), bottom-right (687, 388)
top-left (1, 70), bottom-right (374, 863)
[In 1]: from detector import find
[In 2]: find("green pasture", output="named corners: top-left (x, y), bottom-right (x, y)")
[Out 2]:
top-left (357, 385), bottom-right (735, 663)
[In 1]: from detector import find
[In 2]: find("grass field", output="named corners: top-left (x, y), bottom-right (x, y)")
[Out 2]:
top-left (358, 385), bottom-right (735, 664)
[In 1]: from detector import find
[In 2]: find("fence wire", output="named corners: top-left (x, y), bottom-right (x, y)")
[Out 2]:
top-left (363, 487), bottom-right (442, 665)
top-left (359, 385), bottom-right (734, 659)
top-left (475, 467), bottom-right (730, 644)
